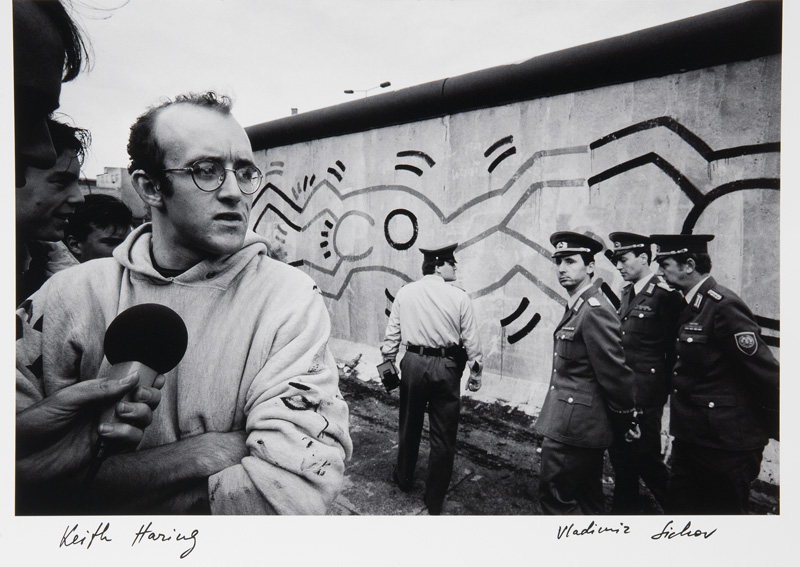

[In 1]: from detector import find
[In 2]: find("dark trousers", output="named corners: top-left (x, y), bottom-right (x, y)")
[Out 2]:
top-left (396, 352), bottom-right (461, 514)
top-left (608, 404), bottom-right (669, 513)
top-left (666, 439), bottom-right (764, 514)
top-left (538, 436), bottom-right (605, 515)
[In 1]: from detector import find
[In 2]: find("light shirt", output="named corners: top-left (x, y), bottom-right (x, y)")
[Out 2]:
top-left (381, 274), bottom-right (483, 368)
top-left (684, 275), bottom-right (711, 305)
top-left (633, 272), bottom-right (655, 296)
top-left (567, 280), bottom-right (594, 310)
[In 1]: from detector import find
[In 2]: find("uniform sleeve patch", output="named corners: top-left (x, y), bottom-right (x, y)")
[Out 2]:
top-left (735, 331), bottom-right (758, 356)
top-left (707, 289), bottom-right (723, 301)
top-left (587, 297), bottom-right (600, 307)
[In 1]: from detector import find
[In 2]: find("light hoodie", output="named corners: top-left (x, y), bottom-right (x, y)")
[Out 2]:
top-left (16, 223), bottom-right (352, 514)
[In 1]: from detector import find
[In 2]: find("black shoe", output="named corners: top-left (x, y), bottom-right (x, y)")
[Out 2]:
top-left (424, 494), bottom-right (442, 515)
top-left (392, 468), bottom-right (412, 492)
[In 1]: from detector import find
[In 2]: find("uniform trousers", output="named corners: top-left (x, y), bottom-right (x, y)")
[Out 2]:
top-left (666, 439), bottom-right (764, 514)
top-left (395, 351), bottom-right (461, 514)
top-left (608, 404), bottom-right (669, 513)
top-left (538, 436), bottom-right (605, 515)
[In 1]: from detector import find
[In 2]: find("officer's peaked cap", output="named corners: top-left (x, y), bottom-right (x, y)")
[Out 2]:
top-left (419, 242), bottom-right (458, 263)
top-left (650, 234), bottom-right (715, 258)
top-left (607, 232), bottom-right (652, 260)
top-left (550, 231), bottom-right (603, 258)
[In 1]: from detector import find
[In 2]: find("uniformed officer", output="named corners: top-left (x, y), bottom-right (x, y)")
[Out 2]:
top-left (381, 243), bottom-right (483, 514)
top-left (650, 233), bottom-right (779, 514)
top-left (535, 231), bottom-right (639, 515)
top-left (606, 232), bottom-right (683, 513)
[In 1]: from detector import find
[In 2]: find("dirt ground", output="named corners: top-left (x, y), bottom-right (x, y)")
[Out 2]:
top-left (333, 373), bottom-right (779, 516)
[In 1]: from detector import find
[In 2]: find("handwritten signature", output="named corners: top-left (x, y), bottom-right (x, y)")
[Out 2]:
top-left (557, 520), bottom-right (631, 539)
top-left (60, 521), bottom-right (199, 559)
top-left (651, 520), bottom-right (716, 540)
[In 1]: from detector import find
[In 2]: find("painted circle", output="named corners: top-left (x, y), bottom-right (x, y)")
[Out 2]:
top-left (384, 209), bottom-right (418, 250)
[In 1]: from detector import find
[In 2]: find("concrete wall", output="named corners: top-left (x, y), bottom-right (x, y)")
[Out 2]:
top-left (248, 53), bottom-right (780, 413)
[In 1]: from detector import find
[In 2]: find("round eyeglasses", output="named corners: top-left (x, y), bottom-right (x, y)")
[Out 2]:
top-left (161, 159), bottom-right (263, 195)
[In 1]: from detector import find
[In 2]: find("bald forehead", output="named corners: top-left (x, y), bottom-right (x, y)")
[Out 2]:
top-left (153, 104), bottom-right (252, 164)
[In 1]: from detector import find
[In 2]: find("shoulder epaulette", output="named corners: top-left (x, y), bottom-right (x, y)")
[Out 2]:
top-left (587, 297), bottom-right (601, 307)
top-left (707, 289), bottom-right (723, 301)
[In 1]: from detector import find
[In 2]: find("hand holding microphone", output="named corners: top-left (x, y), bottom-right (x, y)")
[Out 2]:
top-left (84, 303), bottom-right (188, 485)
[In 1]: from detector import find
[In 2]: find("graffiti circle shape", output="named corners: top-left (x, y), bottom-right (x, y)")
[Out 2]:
top-left (384, 209), bottom-right (418, 251)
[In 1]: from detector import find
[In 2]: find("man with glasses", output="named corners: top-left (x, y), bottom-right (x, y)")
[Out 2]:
top-left (16, 91), bottom-right (352, 515)
top-left (381, 243), bottom-right (483, 514)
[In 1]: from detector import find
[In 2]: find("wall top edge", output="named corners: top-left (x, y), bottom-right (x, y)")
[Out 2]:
top-left (246, 1), bottom-right (782, 151)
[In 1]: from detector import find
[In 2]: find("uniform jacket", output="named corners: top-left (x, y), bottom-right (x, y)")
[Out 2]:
top-left (618, 275), bottom-right (683, 407)
top-left (671, 277), bottom-right (779, 450)
top-left (16, 224), bottom-right (353, 514)
top-left (535, 279), bottom-right (636, 449)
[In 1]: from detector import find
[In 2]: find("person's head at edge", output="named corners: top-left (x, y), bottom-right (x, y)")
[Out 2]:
top-left (14, 0), bottom-right (89, 187)
top-left (64, 194), bottom-right (133, 262)
top-left (16, 119), bottom-right (89, 243)
top-left (127, 91), bottom-right (259, 272)
top-left (651, 234), bottom-right (714, 293)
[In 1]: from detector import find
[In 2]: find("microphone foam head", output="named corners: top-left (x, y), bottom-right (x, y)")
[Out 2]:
top-left (104, 303), bottom-right (188, 373)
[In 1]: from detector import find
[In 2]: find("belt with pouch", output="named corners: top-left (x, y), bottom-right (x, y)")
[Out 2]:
top-left (406, 344), bottom-right (460, 358)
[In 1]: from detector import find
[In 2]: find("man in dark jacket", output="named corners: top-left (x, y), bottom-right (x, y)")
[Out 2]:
top-left (651, 233), bottom-right (779, 514)
top-left (607, 232), bottom-right (682, 513)
top-left (535, 231), bottom-right (639, 514)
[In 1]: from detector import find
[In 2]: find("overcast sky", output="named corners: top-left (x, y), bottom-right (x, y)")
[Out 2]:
top-left (55, 0), bottom-right (750, 178)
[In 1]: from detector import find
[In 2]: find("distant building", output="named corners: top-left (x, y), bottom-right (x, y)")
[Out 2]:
top-left (80, 167), bottom-right (148, 223)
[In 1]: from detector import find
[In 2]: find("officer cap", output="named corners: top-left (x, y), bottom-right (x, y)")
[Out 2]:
top-left (650, 234), bottom-right (715, 258)
top-left (419, 242), bottom-right (458, 263)
top-left (607, 232), bottom-right (652, 260)
top-left (549, 231), bottom-right (603, 258)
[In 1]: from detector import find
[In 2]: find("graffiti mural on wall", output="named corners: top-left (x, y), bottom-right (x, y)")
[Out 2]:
top-left (250, 115), bottom-right (780, 350)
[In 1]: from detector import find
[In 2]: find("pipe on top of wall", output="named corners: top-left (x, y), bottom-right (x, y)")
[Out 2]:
top-left (246, 1), bottom-right (781, 151)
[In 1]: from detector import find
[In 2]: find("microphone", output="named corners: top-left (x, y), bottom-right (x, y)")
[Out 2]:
top-left (84, 303), bottom-right (188, 486)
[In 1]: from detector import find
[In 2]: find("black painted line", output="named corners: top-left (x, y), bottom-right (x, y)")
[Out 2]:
top-left (588, 153), bottom-right (706, 205)
top-left (327, 167), bottom-right (343, 181)
top-left (508, 313), bottom-right (542, 344)
top-left (590, 116), bottom-right (780, 163)
top-left (600, 281), bottom-right (620, 309)
top-left (755, 315), bottom-right (779, 331)
top-left (396, 150), bottom-right (436, 167)
top-left (484, 135), bottom-right (514, 157)
top-left (681, 178), bottom-right (779, 233)
top-left (500, 297), bottom-right (530, 327)
top-left (488, 147), bottom-right (517, 173)
top-left (253, 203), bottom-right (301, 232)
top-left (395, 164), bottom-right (424, 176)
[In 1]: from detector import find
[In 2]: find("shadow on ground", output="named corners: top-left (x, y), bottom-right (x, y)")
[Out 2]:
top-left (332, 373), bottom-right (779, 516)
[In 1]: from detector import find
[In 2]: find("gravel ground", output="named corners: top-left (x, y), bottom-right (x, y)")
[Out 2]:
top-left (333, 372), bottom-right (779, 516)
